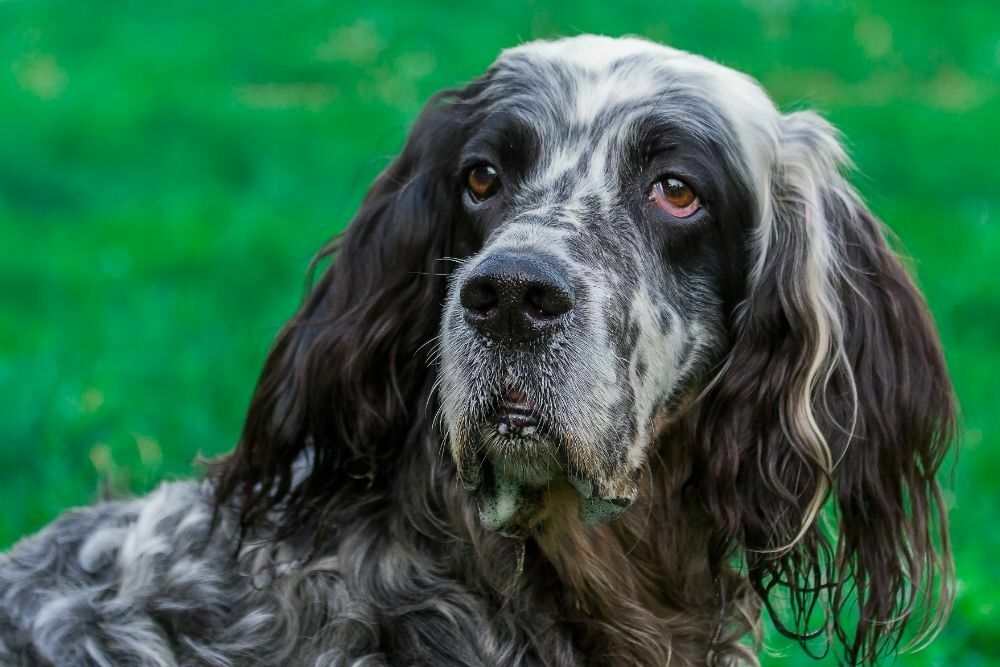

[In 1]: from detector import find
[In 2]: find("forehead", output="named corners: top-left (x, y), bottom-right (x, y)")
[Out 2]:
top-left (477, 36), bottom-right (778, 183)
top-left (497, 38), bottom-right (733, 119)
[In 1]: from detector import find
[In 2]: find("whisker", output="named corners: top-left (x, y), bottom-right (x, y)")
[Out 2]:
top-left (435, 256), bottom-right (471, 266)
top-left (414, 334), bottom-right (442, 357)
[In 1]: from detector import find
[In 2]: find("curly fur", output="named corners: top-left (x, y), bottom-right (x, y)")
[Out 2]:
top-left (1, 36), bottom-right (955, 666)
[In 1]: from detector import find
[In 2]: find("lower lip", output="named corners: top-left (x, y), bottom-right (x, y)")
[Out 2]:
top-left (497, 420), bottom-right (537, 437)
top-left (496, 407), bottom-right (539, 432)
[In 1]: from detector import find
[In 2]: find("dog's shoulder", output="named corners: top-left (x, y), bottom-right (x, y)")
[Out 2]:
top-left (0, 480), bottom-right (267, 665)
top-left (0, 481), bottom-right (515, 666)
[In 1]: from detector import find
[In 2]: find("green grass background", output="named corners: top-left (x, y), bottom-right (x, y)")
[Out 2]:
top-left (1, 1), bottom-right (996, 663)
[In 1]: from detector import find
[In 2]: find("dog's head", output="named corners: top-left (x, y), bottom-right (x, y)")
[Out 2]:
top-left (219, 36), bottom-right (955, 662)
top-left (438, 38), bottom-right (761, 533)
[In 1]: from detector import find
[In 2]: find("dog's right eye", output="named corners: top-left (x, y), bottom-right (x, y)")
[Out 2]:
top-left (467, 164), bottom-right (501, 202)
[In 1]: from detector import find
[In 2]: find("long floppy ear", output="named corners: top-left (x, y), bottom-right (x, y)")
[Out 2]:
top-left (213, 87), bottom-right (478, 540)
top-left (696, 111), bottom-right (956, 663)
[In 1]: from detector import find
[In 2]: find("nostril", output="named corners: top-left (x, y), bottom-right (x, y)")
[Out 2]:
top-left (524, 283), bottom-right (573, 320)
top-left (460, 278), bottom-right (499, 314)
top-left (459, 252), bottom-right (574, 342)
top-left (523, 286), bottom-right (549, 320)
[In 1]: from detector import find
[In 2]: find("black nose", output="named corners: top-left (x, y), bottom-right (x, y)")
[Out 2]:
top-left (460, 253), bottom-right (575, 344)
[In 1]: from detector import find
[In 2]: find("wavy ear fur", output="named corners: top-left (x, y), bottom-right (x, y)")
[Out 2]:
top-left (213, 87), bottom-right (478, 541)
top-left (696, 111), bottom-right (956, 663)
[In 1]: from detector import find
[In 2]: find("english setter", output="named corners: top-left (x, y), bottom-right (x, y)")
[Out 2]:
top-left (1, 36), bottom-right (955, 666)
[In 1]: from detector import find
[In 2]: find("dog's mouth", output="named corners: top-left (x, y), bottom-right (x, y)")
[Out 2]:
top-left (456, 387), bottom-right (637, 537)
top-left (493, 387), bottom-right (542, 437)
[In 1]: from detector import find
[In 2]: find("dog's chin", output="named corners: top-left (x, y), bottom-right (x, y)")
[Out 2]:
top-left (455, 424), bottom-right (637, 538)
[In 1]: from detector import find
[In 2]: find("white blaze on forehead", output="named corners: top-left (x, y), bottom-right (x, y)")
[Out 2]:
top-left (532, 132), bottom-right (621, 200)
top-left (571, 67), bottom-right (658, 125)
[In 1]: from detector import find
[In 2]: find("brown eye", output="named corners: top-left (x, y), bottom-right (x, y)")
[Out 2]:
top-left (650, 177), bottom-right (700, 218)
top-left (467, 164), bottom-right (500, 202)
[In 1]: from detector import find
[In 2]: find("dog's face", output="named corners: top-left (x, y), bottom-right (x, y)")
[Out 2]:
top-left (438, 37), bottom-right (764, 533)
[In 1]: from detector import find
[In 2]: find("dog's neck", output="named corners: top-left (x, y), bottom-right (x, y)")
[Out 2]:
top-left (404, 430), bottom-right (757, 665)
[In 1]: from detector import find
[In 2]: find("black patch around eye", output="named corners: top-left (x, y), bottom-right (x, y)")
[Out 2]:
top-left (627, 104), bottom-right (732, 207)
top-left (459, 114), bottom-right (540, 192)
top-left (644, 161), bottom-right (712, 213)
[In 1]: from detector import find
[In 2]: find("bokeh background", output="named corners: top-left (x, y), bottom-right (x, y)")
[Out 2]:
top-left (1, 1), bottom-right (996, 664)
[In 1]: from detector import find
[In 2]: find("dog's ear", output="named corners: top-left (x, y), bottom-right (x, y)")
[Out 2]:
top-left (215, 85), bottom-right (481, 539)
top-left (695, 111), bottom-right (956, 662)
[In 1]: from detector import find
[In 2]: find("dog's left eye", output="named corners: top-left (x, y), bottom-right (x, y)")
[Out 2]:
top-left (650, 177), bottom-right (701, 218)
top-left (467, 164), bottom-right (501, 202)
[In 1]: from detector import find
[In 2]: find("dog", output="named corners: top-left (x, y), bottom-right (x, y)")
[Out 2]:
top-left (1, 35), bottom-right (955, 666)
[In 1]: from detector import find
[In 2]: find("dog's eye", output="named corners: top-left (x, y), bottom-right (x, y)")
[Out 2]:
top-left (467, 164), bottom-right (501, 202)
top-left (650, 177), bottom-right (700, 218)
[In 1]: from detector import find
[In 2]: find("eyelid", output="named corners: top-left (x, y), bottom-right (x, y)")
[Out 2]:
top-left (647, 167), bottom-right (701, 192)
top-left (459, 153), bottom-right (498, 176)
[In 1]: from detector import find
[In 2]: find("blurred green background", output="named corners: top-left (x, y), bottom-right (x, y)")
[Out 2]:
top-left (1, 0), bottom-right (996, 664)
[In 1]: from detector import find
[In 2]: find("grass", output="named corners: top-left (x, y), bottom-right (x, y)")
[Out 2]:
top-left (1, 1), bottom-right (997, 663)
